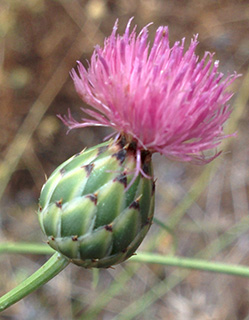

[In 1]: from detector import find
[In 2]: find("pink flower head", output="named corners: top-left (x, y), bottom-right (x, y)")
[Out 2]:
top-left (61, 18), bottom-right (238, 165)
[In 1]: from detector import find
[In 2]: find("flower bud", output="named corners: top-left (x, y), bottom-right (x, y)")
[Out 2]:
top-left (38, 137), bottom-right (155, 268)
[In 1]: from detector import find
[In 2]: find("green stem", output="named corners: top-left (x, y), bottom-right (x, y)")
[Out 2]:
top-left (0, 252), bottom-right (69, 312)
top-left (0, 242), bottom-right (54, 255)
top-left (130, 252), bottom-right (249, 278)
top-left (2, 242), bottom-right (249, 279)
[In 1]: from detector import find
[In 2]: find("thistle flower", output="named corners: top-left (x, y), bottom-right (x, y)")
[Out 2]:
top-left (39, 19), bottom-right (238, 269)
top-left (61, 18), bottom-right (238, 170)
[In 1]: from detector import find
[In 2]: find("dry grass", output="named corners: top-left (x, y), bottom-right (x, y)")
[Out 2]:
top-left (0, 0), bottom-right (249, 319)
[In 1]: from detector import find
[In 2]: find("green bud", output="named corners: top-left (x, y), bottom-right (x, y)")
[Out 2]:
top-left (38, 137), bottom-right (155, 268)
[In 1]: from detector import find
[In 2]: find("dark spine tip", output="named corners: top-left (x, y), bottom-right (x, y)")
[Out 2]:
top-left (118, 135), bottom-right (137, 153)
top-left (142, 164), bottom-right (149, 175)
top-left (129, 199), bottom-right (140, 210)
top-left (146, 217), bottom-right (153, 226)
top-left (50, 236), bottom-right (55, 241)
top-left (86, 193), bottom-right (98, 205)
top-left (152, 180), bottom-right (156, 195)
top-left (127, 140), bottom-right (137, 152)
top-left (56, 199), bottom-right (63, 208)
top-left (118, 135), bottom-right (127, 148)
top-left (105, 224), bottom-right (113, 232)
top-left (141, 151), bottom-right (152, 175)
top-left (72, 235), bottom-right (78, 241)
top-left (38, 205), bottom-right (42, 211)
top-left (60, 168), bottom-right (66, 176)
top-left (114, 172), bottom-right (127, 187)
top-left (112, 149), bottom-right (127, 164)
top-left (82, 163), bottom-right (94, 177)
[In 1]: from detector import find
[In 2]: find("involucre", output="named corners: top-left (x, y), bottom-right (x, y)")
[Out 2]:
top-left (38, 136), bottom-right (155, 268)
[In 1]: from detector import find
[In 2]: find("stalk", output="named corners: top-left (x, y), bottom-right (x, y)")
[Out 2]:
top-left (130, 253), bottom-right (249, 278)
top-left (0, 252), bottom-right (69, 312)
top-left (0, 242), bottom-right (54, 255)
top-left (2, 242), bottom-right (249, 279)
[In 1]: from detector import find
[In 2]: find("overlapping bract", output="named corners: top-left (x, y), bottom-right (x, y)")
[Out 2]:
top-left (38, 139), bottom-right (155, 268)
top-left (62, 18), bottom-right (238, 163)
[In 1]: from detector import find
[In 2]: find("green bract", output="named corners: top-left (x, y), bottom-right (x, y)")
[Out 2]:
top-left (38, 137), bottom-right (155, 268)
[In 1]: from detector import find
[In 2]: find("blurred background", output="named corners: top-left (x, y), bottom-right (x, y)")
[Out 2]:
top-left (0, 0), bottom-right (249, 319)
